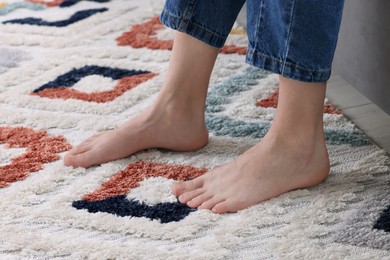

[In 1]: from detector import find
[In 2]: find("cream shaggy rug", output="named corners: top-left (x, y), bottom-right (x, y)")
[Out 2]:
top-left (0, 0), bottom-right (389, 259)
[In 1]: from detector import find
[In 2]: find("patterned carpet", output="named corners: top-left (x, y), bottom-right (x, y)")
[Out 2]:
top-left (0, 0), bottom-right (389, 259)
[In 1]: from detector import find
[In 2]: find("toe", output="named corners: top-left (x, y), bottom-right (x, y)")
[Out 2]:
top-left (212, 200), bottom-right (238, 214)
top-left (64, 152), bottom-right (95, 168)
top-left (187, 193), bottom-right (212, 208)
top-left (64, 152), bottom-right (76, 167)
top-left (171, 177), bottom-right (204, 197)
top-left (178, 188), bottom-right (205, 204)
top-left (198, 197), bottom-right (225, 210)
top-left (70, 143), bottom-right (92, 155)
top-left (70, 133), bottom-right (105, 155)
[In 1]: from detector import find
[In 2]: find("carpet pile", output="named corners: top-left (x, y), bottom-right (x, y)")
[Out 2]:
top-left (0, 0), bottom-right (389, 259)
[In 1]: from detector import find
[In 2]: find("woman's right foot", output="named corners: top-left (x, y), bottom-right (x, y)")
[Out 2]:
top-left (64, 101), bottom-right (209, 168)
top-left (65, 32), bottom-right (220, 168)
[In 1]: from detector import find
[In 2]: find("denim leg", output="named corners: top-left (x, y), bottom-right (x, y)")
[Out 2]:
top-left (160, 0), bottom-right (246, 48)
top-left (246, 0), bottom-right (345, 82)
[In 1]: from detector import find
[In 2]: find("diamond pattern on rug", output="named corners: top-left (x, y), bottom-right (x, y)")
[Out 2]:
top-left (32, 65), bottom-right (157, 103)
top-left (73, 161), bottom-right (206, 223)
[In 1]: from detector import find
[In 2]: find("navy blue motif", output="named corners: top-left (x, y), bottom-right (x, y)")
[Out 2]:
top-left (60, 0), bottom-right (109, 8)
top-left (3, 8), bottom-right (108, 27)
top-left (72, 195), bottom-right (196, 224)
top-left (33, 65), bottom-right (149, 93)
top-left (374, 204), bottom-right (390, 232)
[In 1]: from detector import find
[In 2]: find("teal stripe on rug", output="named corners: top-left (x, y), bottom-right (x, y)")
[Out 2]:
top-left (206, 66), bottom-right (269, 113)
top-left (0, 3), bottom-right (45, 16)
top-left (205, 67), bottom-right (370, 146)
top-left (206, 115), bottom-right (370, 146)
top-left (206, 115), bottom-right (270, 138)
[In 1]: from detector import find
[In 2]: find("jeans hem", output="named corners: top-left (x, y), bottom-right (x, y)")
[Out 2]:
top-left (160, 9), bottom-right (226, 49)
top-left (246, 48), bottom-right (331, 83)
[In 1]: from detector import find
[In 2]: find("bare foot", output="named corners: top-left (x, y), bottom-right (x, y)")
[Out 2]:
top-left (64, 102), bottom-right (208, 168)
top-left (172, 130), bottom-right (330, 214)
top-left (64, 32), bottom-right (220, 168)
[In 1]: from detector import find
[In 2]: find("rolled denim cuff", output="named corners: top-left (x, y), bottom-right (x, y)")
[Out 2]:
top-left (160, 9), bottom-right (227, 48)
top-left (246, 48), bottom-right (332, 83)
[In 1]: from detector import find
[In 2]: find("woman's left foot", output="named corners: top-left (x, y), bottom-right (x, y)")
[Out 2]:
top-left (172, 129), bottom-right (330, 214)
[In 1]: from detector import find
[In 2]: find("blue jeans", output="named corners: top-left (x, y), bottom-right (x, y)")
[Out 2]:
top-left (160, 0), bottom-right (345, 82)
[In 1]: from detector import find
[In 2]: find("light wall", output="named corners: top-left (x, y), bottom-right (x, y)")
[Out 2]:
top-left (333, 0), bottom-right (390, 115)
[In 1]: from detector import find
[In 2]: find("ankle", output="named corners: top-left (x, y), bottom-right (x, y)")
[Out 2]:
top-left (264, 123), bottom-right (330, 172)
top-left (265, 123), bottom-right (327, 157)
top-left (265, 131), bottom-right (314, 156)
top-left (151, 96), bottom-right (205, 122)
top-left (270, 122), bottom-right (320, 140)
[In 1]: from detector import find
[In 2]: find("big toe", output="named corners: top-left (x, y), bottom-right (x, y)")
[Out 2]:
top-left (64, 151), bottom-right (95, 168)
top-left (212, 200), bottom-right (239, 214)
top-left (69, 143), bottom-right (91, 155)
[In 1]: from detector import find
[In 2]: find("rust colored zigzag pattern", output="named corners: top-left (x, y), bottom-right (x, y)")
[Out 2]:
top-left (116, 16), bottom-right (247, 55)
top-left (0, 126), bottom-right (71, 188)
